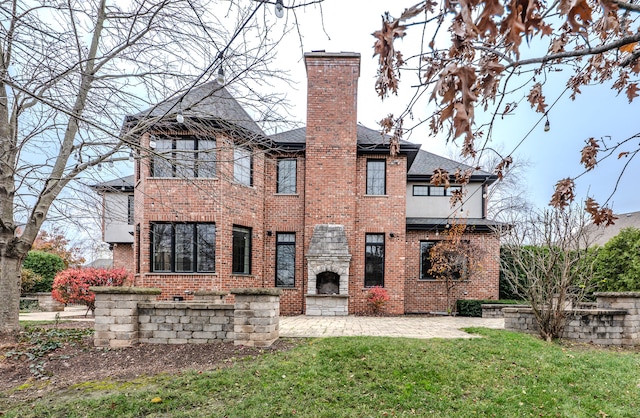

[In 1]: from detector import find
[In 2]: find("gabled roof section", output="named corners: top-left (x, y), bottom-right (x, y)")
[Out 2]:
top-left (128, 82), bottom-right (265, 138)
top-left (90, 175), bottom-right (135, 193)
top-left (407, 149), bottom-right (497, 183)
top-left (270, 124), bottom-right (420, 155)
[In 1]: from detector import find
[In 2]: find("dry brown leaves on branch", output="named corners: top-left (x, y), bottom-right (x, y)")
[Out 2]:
top-left (550, 178), bottom-right (576, 210)
top-left (580, 137), bottom-right (600, 171)
top-left (585, 197), bottom-right (619, 226)
top-left (430, 168), bottom-right (451, 188)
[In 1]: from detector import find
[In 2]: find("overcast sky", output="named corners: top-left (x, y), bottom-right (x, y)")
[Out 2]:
top-left (270, 0), bottom-right (640, 215)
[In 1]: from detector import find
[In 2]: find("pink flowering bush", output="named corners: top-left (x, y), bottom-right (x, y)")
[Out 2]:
top-left (366, 286), bottom-right (390, 314)
top-left (52, 268), bottom-right (129, 312)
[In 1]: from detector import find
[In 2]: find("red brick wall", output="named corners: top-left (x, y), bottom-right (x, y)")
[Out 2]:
top-left (264, 153), bottom-right (306, 314)
top-left (404, 230), bottom-right (500, 313)
top-left (133, 132), bottom-right (267, 300)
top-left (112, 243), bottom-right (133, 272)
top-left (351, 154), bottom-right (407, 314)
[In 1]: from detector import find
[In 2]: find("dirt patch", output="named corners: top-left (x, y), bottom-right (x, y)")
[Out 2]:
top-left (0, 321), bottom-right (299, 404)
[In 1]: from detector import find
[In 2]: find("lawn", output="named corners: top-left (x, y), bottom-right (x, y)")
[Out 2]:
top-left (3, 328), bottom-right (640, 417)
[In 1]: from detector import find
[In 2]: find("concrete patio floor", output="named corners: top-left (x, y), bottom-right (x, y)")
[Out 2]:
top-left (279, 315), bottom-right (504, 339)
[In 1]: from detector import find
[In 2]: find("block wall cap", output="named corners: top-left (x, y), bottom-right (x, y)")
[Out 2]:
top-left (90, 286), bottom-right (162, 295)
top-left (194, 290), bottom-right (229, 296)
top-left (230, 288), bottom-right (282, 296)
top-left (595, 292), bottom-right (640, 297)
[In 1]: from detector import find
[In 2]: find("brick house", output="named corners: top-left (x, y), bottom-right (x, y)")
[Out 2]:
top-left (96, 52), bottom-right (501, 315)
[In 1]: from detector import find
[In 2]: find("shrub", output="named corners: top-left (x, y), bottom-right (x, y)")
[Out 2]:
top-left (20, 268), bottom-right (43, 295)
top-left (366, 286), bottom-right (390, 314)
top-left (52, 268), bottom-right (129, 312)
top-left (22, 251), bottom-right (65, 292)
top-left (593, 227), bottom-right (640, 292)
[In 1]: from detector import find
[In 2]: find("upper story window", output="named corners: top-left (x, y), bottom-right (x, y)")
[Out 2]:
top-left (152, 136), bottom-right (216, 178)
top-left (232, 226), bottom-right (251, 274)
top-left (413, 185), bottom-right (462, 196)
top-left (151, 223), bottom-right (216, 273)
top-left (234, 147), bottom-right (252, 186)
top-left (366, 159), bottom-right (386, 195)
top-left (127, 195), bottom-right (134, 225)
top-left (276, 233), bottom-right (295, 287)
top-left (277, 159), bottom-right (297, 194)
top-left (364, 233), bottom-right (385, 287)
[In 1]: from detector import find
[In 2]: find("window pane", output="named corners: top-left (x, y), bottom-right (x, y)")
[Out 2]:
top-left (232, 226), bottom-right (251, 274)
top-left (430, 186), bottom-right (445, 196)
top-left (197, 224), bottom-right (216, 272)
top-left (175, 224), bottom-right (194, 272)
top-left (197, 140), bottom-right (216, 178)
top-left (152, 224), bottom-right (172, 272)
top-left (277, 159), bottom-right (296, 194)
top-left (127, 195), bottom-right (134, 225)
top-left (413, 185), bottom-right (429, 196)
top-left (365, 233), bottom-right (384, 287)
top-left (175, 139), bottom-right (195, 178)
top-left (153, 139), bottom-right (173, 177)
top-left (234, 148), bottom-right (252, 186)
top-left (420, 241), bottom-right (435, 280)
top-left (366, 160), bottom-right (385, 195)
top-left (276, 233), bottom-right (295, 287)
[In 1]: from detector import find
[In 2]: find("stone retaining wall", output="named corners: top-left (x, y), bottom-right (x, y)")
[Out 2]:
top-left (503, 292), bottom-right (640, 346)
top-left (481, 304), bottom-right (523, 318)
top-left (91, 287), bottom-right (281, 348)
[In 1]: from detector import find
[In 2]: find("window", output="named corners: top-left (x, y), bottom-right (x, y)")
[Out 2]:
top-left (277, 159), bottom-right (297, 194)
top-left (412, 185), bottom-right (462, 196)
top-left (366, 160), bottom-right (386, 195)
top-left (276, 233), bottom-right (295, 287)
top-left (151, 136), bottom-right (216, 178)
top-left (127, 195), bottom-right (134, 225)
top-left (420, 241), bottom-right (436, 280)
top-left (150, 223), bottom-right (216, 273)
top-left (365, 233), bottom-right (385, 287)
top-left (420, 240), bottom-right (468, 280)
top-left (232, 226), bottom-right (251, 274)
top-left (234, 147), bottom-right (252, 186)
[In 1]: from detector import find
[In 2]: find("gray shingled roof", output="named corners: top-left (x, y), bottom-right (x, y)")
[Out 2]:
top-left (132, 82), bottom-right (264, 136)
top-left (407, 149), bottom-right (493, 178)
top-left (91, 175), bottom-right (134, 191)
top-left (589, 211), bottom-right (640, 246)
top-left (270, 124), bottom-right (414, 147)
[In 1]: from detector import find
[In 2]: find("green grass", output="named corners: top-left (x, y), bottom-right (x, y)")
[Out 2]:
top-left (3, 329), bottom-right (640, 417)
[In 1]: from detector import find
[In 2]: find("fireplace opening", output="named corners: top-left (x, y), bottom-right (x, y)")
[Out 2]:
top-left (316, 272), bottom-right (340, 295)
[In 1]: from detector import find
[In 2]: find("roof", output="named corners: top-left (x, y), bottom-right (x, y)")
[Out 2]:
top-left (129, 82), bottom-right (265, 137)
top-left (589, 211), bottom-right (640, 246)
top-left (90, 175), bottom-right (134, 193)
top-left (270, 124), bottom-right (415, 147)
top-left (407, 149), bottom-right (496, 181)
top-left (406, 217), bottom-right (506, 232)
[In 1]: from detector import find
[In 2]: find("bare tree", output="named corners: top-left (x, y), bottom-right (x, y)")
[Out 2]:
top-left (500, 205), bottom-right (597, 341)
top-left (373, 1), bottom-right (639, 224)
top-left (0, 0), bottom-right (319, 335)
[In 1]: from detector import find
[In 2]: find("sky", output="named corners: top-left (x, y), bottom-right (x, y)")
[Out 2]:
top-left (268, 0), bottom-right (640, 215)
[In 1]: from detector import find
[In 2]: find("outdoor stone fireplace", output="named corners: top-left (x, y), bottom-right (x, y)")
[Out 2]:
top-left (306, 224), bottom-right (351, 316)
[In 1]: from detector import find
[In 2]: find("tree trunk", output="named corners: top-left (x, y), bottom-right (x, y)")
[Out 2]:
top-left (0, 254), bottom-right (22, 335)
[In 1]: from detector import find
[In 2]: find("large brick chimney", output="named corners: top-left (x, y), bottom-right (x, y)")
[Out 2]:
top-left (303, 51), bottom-right (360, 315)
top-left (303, 51), bottom-right (360, 225)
